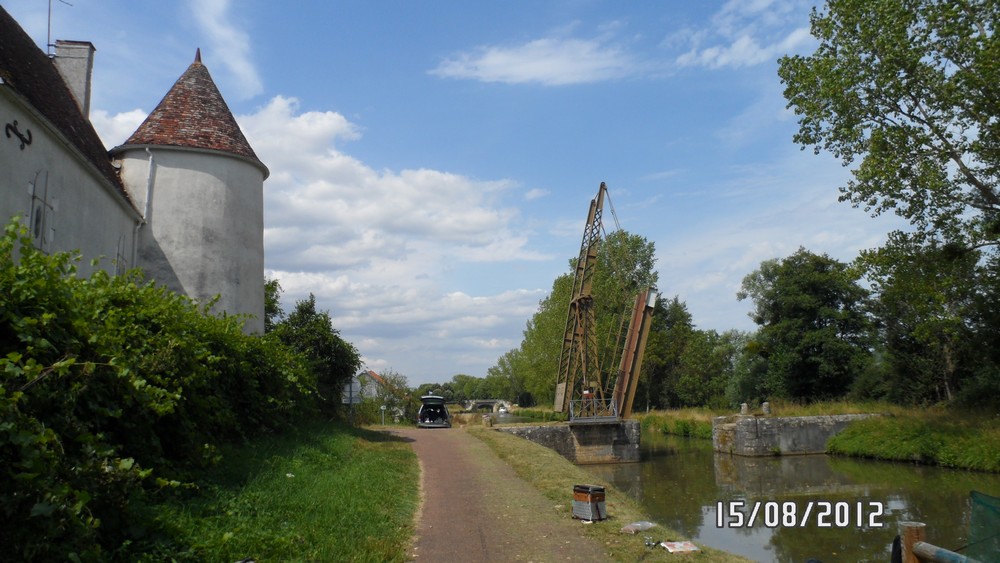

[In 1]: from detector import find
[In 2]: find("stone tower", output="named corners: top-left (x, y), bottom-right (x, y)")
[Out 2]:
top-left (111, 50), bottom-right (268, 333)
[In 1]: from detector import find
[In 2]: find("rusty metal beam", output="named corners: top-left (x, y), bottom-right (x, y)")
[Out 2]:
top-left (555, 183), bottom-right (606, 413)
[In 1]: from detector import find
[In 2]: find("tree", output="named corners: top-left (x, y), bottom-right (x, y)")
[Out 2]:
top-left (863, 235), bottom-right (983, 403)
top-left (358, 369), bottom-right (416, 424)
top-left (640, 296), bottom-right (694, 409)
top-left (639, 297), bottom-right (742, 409)
top-left (488, 230), bottom-right (659, 408)
top-left (738, 248), bottom-right (873, 401)
top-left (592, 231), bottom-right (659, 388)
top-left (272, 294), bottom-right (361, 414)
top-left (264, 277), bottom-right (284, 333)
top-left (966, 254), bottom-right (1000, 407)
top-left (778, 0), bottom-right (1000, 255)
top-left (486, 349), bottom-right (523, 402)
top-left (722, 329), bottom-right (767, 407)
top-left (499, 273), bottom-right (573, 407)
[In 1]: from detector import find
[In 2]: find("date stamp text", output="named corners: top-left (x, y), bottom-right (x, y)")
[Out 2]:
top-left (715, 500), bottom-right (886, 529)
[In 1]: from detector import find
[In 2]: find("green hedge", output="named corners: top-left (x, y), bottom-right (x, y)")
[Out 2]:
top-left (0, 220), bottom-right (319, 560)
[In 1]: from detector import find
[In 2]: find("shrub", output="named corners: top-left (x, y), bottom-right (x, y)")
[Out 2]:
top-left (0, 219), bottom-right (320, 558)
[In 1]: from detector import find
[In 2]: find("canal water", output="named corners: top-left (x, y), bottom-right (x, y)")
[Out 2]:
top-left (584, 432), bottom-right (1000, 562)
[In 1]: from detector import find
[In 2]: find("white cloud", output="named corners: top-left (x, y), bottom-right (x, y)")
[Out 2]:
top-left (524, 188), bottom-right (550, 201)
top-left (233, 96), bottom-right (553, 380)
top-left (91, 93), bottom-right (555, 382)
top-left (186, 0), bottom-right (262, 98)
top-left (656, 147), bottom-right (906, 332)
top-left (431, 36), bottom-right (634, 85)
top-left (674, 0), bottom-right (814, 69)
top-left (640, 169), bottom-right (683, 182)
top-left (90, 108), bottom-right (148, 148)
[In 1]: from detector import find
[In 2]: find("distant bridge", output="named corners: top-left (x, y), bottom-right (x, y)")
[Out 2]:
top-left (463, 399), bottom-right (512, 413)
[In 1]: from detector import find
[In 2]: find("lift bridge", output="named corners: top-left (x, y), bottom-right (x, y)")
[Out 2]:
top-left (553, 182), bottom-right (657, 425)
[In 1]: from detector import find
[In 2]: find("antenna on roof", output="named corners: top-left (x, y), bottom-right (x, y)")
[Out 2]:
top-left (47, 0), bottom-right (74, 57)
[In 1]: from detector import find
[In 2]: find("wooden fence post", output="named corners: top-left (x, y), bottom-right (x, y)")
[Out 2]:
top-left (900, 521), bottom-right (927, 563)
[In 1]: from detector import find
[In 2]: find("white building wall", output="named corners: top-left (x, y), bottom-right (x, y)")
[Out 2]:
top-left (119, 147), bottom-right (265, 333)
top-left (0, 91), bottom-right (138, 275)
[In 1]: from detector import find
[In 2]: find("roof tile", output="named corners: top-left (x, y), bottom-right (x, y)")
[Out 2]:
top-left (0, 7), bottom-right (129, 200)
top-left (121, 51), bottom-right (266, 173)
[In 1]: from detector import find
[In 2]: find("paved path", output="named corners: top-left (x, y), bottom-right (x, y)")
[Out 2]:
top-left (391, 427), bottom-right (610, 563)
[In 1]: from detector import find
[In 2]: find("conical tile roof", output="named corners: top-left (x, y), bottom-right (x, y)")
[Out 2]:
top-left (117, 49), bottom-right (267, 176)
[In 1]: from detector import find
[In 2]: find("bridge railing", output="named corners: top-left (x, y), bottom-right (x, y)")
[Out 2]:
top-left (569, 398), bottom-right (618, 421)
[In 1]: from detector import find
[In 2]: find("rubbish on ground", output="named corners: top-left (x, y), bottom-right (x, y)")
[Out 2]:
top-left (572, 484), bottom-right (606, 521)
top-left (661, 541), bottom-right (699, 553)
top-left (620, 520), bottom-right (657, 534)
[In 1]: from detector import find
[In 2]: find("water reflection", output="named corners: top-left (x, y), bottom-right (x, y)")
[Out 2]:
top-left (584, 433), bottom-right (1000, 562)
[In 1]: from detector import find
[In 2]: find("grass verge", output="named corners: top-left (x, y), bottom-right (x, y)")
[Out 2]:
top-left (143, 419), bottom-right (418, 561)
top-left (468, 426), bottom-right (751, 562)
top-left (827, 411), bottom-right (1000, 472)
top-left (636, 402), bottom-right (1000, 473)
top-left (511, 407), bottom-right (568, 422)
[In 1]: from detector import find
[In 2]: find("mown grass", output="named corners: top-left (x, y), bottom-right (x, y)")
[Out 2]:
top-left (143, 419), bottom-right (419, 561)
top-left (468, 426), bottom-right (751, 562)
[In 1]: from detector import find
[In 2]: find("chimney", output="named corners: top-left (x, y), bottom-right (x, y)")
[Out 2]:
top-left (53, 40), bottom-right (96, 119)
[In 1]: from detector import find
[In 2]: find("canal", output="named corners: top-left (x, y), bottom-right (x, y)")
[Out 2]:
top-left (584, 432), bottom-right (1000, 562)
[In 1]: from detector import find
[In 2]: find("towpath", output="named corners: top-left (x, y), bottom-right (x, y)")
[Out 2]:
top-left (390, 427), bottom-right (610, 562)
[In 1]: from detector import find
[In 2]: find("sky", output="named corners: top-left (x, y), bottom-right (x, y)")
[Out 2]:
top-left (4, 0), bottom-right (904, 386)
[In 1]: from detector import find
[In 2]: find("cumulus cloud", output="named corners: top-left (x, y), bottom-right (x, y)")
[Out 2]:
top-left (89, 94), bottom-right (552, 381)
top-left (186, 0), bottom-right (263, 98)
top-left (431, 36), bottom-right (635, 85)
top-left (234, 96), bottom-right (551, 379)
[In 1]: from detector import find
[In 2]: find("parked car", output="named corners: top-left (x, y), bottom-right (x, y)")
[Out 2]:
top-left (417, 395), bottom-right (451, 428)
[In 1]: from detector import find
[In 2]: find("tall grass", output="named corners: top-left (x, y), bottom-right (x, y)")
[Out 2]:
top-left (636, 408), bottom-right (723, 439)
top-left (759, 399), bottom-right (907, 417)
top-left (144, 420), bottom-right (418, 561)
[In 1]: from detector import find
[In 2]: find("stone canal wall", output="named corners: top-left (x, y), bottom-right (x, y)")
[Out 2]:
top-left (712, 414), bottom-right (878, 456)
top-left (495, 420), bottom-right (641, 464)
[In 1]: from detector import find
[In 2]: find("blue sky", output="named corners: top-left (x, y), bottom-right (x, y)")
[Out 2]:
top-left (5, 0), bottom-right (903, 386)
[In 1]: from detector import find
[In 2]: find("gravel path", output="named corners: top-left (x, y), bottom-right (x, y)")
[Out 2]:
top-left (390, 427), bottom-right (611, 563)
